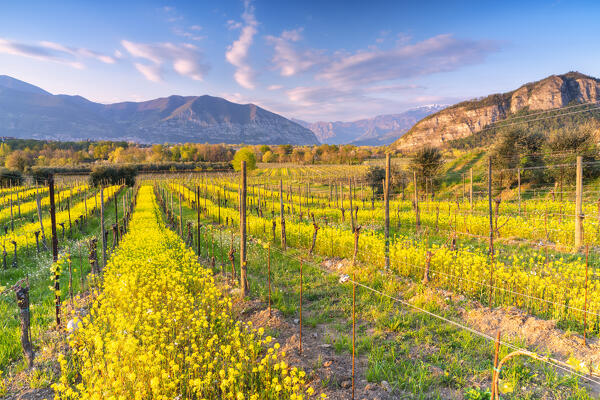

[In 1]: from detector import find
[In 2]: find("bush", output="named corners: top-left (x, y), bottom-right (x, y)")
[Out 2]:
top-left (89, 165), bottom-right (137, 187)
top-left (232, 147), bottom-right (257, 171)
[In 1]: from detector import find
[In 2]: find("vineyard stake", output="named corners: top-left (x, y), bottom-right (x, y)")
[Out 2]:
top-left (114, 187), bottom-right (119, 243)
top-left (299, 259), bottom-right (302, 355)
top-left (179, 192), bottom-right (183, 237)
top-left (49, 175), bottom-right (60, 327)
top-left (279, 179), bottom-right (286, 250)
top-left (574, 156), bottom-right (584, 249)
top-left (268, 243), bottom-right (272, 318)
top-left (352, 272), bottom-right (356, 400)
top-left (584, 244), bottom-right (589, 346)
top-left (240, 160), bottom-right (249, 297)
top-left (384, 153), bottom-right (390, 269)
top-left (100, 186), bottom-right (106, 271)
top-left (469, 168), bottom-right (473, 212)
top-left (196, 186), bottom-right (201, 258)
top-left (488, 157), bottom-right (494, 309)
top-left (491, 331), bottom-right (500, 400)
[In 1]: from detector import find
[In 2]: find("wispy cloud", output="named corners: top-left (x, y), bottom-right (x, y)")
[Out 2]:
top-left (225, 0), bottom-right (257, 89)
top-left (121, 40), bottom-right (209, 82)
top-left (317, 34), bottom-right (498, 86)
top-left (0, 37), bottom-right (114, 69)
top-left (266, 28), bottom-right (325, 77)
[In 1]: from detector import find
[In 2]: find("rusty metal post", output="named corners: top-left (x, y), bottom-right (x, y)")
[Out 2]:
top-left (268, 243), bottom-right (272, 318)
top-left (491, 331), bottom-right (500, 400)
top-left (584, 244), bottom-right (589, 346)
top-left (299, 259), bottom-right (303, 355)
top-left (352, 272), bottom-right (356, 400)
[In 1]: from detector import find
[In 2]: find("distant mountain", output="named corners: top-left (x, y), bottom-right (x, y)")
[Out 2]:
top-left (0, 75), bottom-right (319, 145)
top-left (294, 105), bottom-right (447, 146)
top-left (393, 72), bottom-right (600, 151)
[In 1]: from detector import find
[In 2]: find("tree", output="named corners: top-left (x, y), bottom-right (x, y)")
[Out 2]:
top-left (365, 166), bottom-right (386, 195)
top-left (410, 146), bottom-right (443, 188)
top-left (5, 150), bottom-right (34, 171)
top-left (489, 128), bottom-right (545, 188)
top-left (233, 147), bottom-right (257, 171)
top-left (259, 145), bottom-right (271, 154)
top-left (262, 151), bottom-right (276, 163)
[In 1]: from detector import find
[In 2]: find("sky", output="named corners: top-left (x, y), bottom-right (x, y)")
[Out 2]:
top-left (1, 0), bottom-right (599, 122)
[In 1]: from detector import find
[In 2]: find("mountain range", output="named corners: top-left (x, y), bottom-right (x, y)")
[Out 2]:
top-left (394, 72), bottom-right (600, 150)
top-left (0, 75), bottom-right (319, 145)
top-left (293, 105), bottom-right (446, 146)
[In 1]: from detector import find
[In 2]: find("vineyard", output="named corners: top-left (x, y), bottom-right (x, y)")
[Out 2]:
top-left (1, 159), bottom-right (600, 399)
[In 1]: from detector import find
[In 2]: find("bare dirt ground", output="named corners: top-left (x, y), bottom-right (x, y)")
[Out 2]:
top-left (235, 298), bottom-right (396, 400)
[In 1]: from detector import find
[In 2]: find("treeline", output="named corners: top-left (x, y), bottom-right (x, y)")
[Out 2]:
top-left (0, 138), bottom-right (385, 171)
top-left (254, 144), bottom-right (382, 165)
top-left (0, 141), bottom-right (235, 171)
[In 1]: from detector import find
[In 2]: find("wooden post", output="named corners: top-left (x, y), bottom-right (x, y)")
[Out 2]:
top-left (196, 186), bottom-right (201, 257)
top-left (268, 243), bottom-right (272, 318)
top-left (49, 176), bottom-right (60, 327)
top-left (280, 179), bottom-right (286, 250)
top-left (100, 187), bottom-right (107, 271)
top-left (384, 153), bottom-right (390, 269)
top-left (413, 171), bottom-right (420, 230)
top-left (517, 167), bottom-right (521, 215)
top-left (35, 188), bottom-right (46, 249)
top-left (488, 157), bottom-right (494, 309)
top-left (240, 161), bottom-right (249, 297)
top-left (178, 192), bottom-right (183, 237)
top-left (16, 284), bottom-right (34, 368)
top-left (575, 156), bottom-right (584, 249)
top-left (469, 167), bottom-right (473, 211)
top-left (114, 188), bottom-right (119, 243)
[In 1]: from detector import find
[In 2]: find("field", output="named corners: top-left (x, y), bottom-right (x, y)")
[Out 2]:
top-left (1, 161), bottom-right (600, 399)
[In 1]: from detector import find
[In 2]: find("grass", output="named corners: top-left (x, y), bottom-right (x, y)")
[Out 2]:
top-left (165, 183), bottom-right (598, 399)
top-left (0, 186), bottom-right (132, 373)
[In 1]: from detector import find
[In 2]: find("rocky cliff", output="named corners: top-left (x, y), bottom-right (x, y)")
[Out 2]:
top-left (393, 72), bottom-right (600, 150)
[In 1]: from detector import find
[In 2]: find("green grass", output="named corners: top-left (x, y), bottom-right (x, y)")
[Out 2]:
top-left (164, 184), bottom-right (598, 399)
top-left (0, 187), bottom-right (133, 373)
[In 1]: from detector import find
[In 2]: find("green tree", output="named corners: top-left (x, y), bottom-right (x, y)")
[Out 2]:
top-left (410, 146), bottom-right (443, 189)
top-left (365, 166), bottom-right (386, 195)
top-left (233, 147), bottom-right (257, 171)
top-left (262, 151), bottom-right (276, 163)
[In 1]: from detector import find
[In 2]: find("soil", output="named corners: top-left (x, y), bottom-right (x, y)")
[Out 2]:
top-left (234, 298), bottom-right (397, 400)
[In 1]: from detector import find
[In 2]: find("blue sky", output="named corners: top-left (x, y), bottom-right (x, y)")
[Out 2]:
top-left (1, 0), bottom-right (599, 121)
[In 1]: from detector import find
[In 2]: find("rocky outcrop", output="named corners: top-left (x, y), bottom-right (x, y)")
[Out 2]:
top-left (0, 75), bottom-right (319, 145)
top-left (393, 72), bottom-right (600, 150)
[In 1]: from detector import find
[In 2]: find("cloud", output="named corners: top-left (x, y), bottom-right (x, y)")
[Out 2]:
top-left (134, 63), bottom-right (161, 82)
top-left (172, 27), bottom-right (205, 41)
top-left (317, 34), bottom-right (499, 86)
top-left (225, 0), bottom-right (257, 89)
top-left (266, 28), bottom-right (325, 77)
top-left (0, 37), bottom-right (114, 69)
top-left (41, 41), bottom-right (115, 64)
top-left (267, 84), bottom-right (282, 90)
top-left (121, 40), bottom-right (209, 82)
